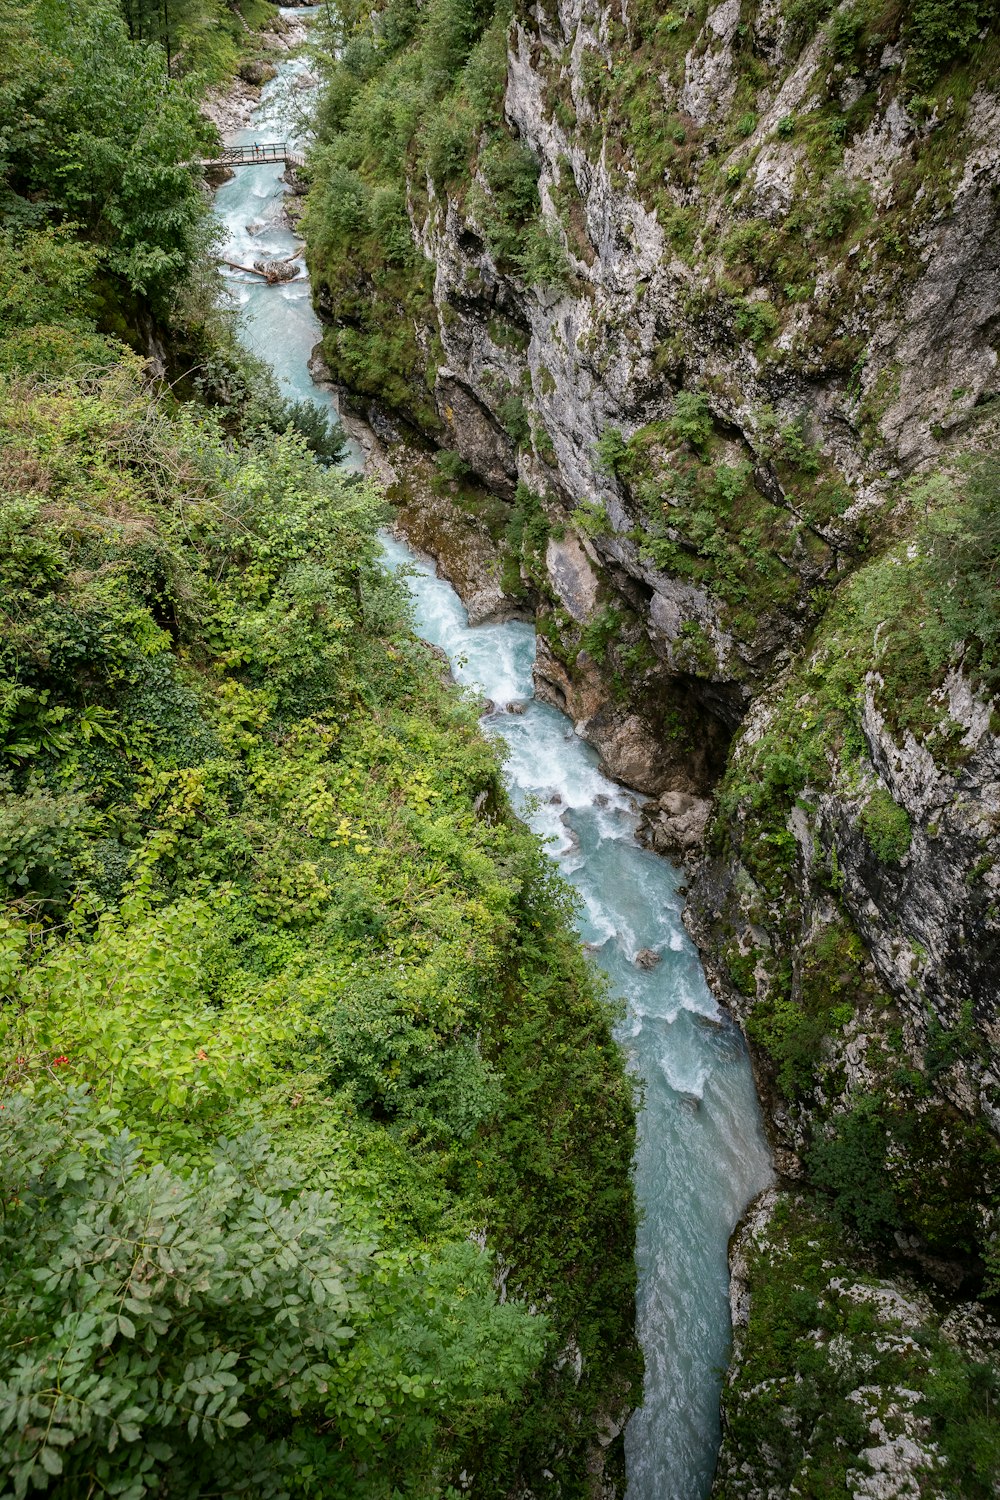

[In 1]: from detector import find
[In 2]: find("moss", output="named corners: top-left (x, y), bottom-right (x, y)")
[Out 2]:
top-left (719, 1195), bottom-right (1000, 1500)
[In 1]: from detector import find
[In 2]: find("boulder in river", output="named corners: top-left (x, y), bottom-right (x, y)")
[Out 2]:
top-left (635, 948), bottom-right (661, 970)
top-left (253, 257), bottom-right (299, 284)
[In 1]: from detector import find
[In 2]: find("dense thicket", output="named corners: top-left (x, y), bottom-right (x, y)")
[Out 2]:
top-left (0, 3), bottom-right (640, 1493)
top-left (0, 0), bottom-right (216, 323)
top-left (0, 354), bottom-right (639, 1494)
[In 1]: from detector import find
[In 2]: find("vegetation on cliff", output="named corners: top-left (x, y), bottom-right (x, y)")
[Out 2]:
top-left (716, 1194), bottom-right (1000, 1498)
top-left (300, 0), bottom-right (1000, 1486)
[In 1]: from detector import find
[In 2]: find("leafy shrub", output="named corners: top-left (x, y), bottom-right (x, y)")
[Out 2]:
top-left (808, 1097), bottom-right (901, 1240)
top-left (815, 174), bottom-right (868, 240)
top-left (0, 1088), bottom-right (545, 1498)
top-left (669, 390), bottom-right (714, 454)
top-left (433, 447), bottom-right (472, 481)
top-left (924, 456), bottom-right (1000, 688)
top-left (580, 607), bottom-right (623, 665)
top-left (516, 219), bottom-right (570, 288)
top-left (477, 136), bottom-right (541, 254)
top-left (734, 296), bottom-right (779, 344)
top-left (0, 0), bottom-right (212, 313)
top-left (462, 16), bottom-right (509, 120)
top-left (905, 0), bottom-right (992, 85)
top-left (572, 499), bottom-right (612, 537)
top-left (422, 106), bottom-right (476, 188)
top-left (506, 482), bottom-right (550, 567)
top-left (594, 426), bottom-right (633, 479)
top-left (275, 399), bottom-right (349, 464)
top-left (498, 392), bottom-right (531, 446)
top-left (858, 787), bottom-right (912, 863)
top-left (0, 788), bottom-right (93, 911)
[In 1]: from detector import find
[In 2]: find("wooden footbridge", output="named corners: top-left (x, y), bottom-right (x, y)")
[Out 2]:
top-left (199, 142), bottom-right (306, 169)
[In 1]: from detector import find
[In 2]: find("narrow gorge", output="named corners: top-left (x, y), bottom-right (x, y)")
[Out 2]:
top-left (214, 38), bottom-right (774, 1496)
top-left (300, 0), bottom-right (1000, 1492)
top-left (0, 0), bottom-right (997, 1495)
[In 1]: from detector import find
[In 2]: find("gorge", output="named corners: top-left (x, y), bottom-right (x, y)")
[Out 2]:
top-left (0, 0), bottom-right (997, 1495)
top-left (299, 0), bottom-right (1000, 1492)
top-left (215, 46), bottom-right (774, 1496)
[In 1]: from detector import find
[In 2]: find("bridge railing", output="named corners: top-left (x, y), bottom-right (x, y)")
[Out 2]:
top-left (193, 142), bottom-right (307, 170)
top-left (218, 142), bottom-right (290, 163)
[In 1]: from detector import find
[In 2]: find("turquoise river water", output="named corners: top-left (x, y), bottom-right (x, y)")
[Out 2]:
top-left (213, 30), bottom-right (773, 1497)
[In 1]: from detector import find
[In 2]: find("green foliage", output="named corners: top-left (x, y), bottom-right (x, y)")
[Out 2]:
top-left (0, 1087), bottom-right (546, 1500)
top-left (277, 400), bottom-right (350, 465)
top-left (594, 426), bottom-right (633, 479)
top-left (733, 296), bottom-right (779, 344)
top-left (780, 0), bottom-right (837, 54)
top-left (516, 218), bottom-right (570, 288)
top-left (571, 499), bottom-right (612, 538)
top-left (469, 138), bottom-right (563, 280)
top-left (905, 0), bottom-right (993, 86)
top-left (0, 0), bottom-right (215, 316)
top-left (672, 621), bottom-right (717, 676)
top-left (497, 392), bottom-right (531, 446)
top-left (858, 787), bottom-right (912, 863)
top-left (924, 455), bottom-right (1000, 690)
top-left (815, 173), bottom-right (869, 240)
top-left (808, 1097), bottom-right (901, 1240)
top-left (580, 607), bottom-right (624, 665)
top-left (0, 359), bottom-right (640, 1495)
top-left (505, 482), bottom-right (550, 580)
top-left (669, 390), bottom-right (713, 453)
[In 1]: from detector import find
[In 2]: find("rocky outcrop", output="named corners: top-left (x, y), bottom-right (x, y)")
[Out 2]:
top-left (200, 11), bottom-right (308, 133)
top-left (718, 1189), bottom-right (1000, 1499)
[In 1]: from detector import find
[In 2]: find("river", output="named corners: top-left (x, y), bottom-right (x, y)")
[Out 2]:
top-left (212, 25), bottom-right (774, 1498)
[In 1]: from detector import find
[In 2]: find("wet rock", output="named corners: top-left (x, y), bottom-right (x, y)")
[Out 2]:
top-left (467, 585), bottom-right (515, 626)
top-left (435, 371), bottom-right (517, 499)
top-left (559, 812), bottom-right (581, 853)
top-left (635, 948), bottom-right (661, 970)
top-left (238, 58), bottom-right (277, 85)
top-left (506, 700), bottom-right (528, 715)
top-left (533, 636), bottom-right (695, 796)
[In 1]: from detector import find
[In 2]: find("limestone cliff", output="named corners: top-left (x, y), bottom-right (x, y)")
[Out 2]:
top-left (304, 0), bottom-right (1000, 1487)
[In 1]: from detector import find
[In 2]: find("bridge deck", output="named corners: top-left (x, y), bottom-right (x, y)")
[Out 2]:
top-left (197, 141), bottom-right (306, 169)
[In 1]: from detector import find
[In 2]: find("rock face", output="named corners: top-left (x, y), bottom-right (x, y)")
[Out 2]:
top-left (305, 1), bottom-right (1000, 1490)
top-left (718, 1190), bottom-right (1000, 1500)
